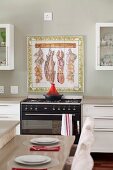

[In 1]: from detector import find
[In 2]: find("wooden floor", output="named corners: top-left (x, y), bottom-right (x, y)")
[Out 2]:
top-left (92, 153), bottom-right (113, 170)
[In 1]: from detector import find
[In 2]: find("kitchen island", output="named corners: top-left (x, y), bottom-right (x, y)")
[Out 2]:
top-left (0, 121), bottom-right (19, 149)
top-left (0, 135), bottom-right (75, 170)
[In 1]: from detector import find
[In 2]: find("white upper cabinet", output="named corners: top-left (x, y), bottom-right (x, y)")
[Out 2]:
top-left (96, 23), bottom-right (113, 70)
top-left (0, 24), bottom-right (14, 70)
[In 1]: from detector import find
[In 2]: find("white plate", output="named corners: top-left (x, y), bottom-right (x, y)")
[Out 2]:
top-left (30, 137), bottom-right (60, 145)
top-left (20, 155), bottom-right (47, 163)
top-left (15, 155), bottom-right (51, 165)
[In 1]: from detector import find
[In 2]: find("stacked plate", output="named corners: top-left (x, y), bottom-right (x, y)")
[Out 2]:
top-left (30, 137), bottom-right (60, 145)
top-left (15, 155), bottom-right (51, 165)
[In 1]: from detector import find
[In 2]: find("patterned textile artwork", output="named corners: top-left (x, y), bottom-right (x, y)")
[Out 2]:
top-left (27, 36), bottom-right (84, 93)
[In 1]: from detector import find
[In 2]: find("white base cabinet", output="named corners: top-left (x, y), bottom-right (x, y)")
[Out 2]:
top-left (92, 129), bottom-right (113, 153)
top-left (82, 104), bottom-right (113, 153)
top-left (0, 103), bottom-right (20, 134)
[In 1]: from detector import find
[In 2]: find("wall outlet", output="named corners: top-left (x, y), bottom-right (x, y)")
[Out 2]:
top-left (10, 86), bottom-right (18, 94)
top-left (0, 86), bottom-right (4, 94)
top-left (44, 12), bottom-right (53, 21)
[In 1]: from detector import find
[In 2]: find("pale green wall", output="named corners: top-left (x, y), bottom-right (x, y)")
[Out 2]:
top-left (0, 0), bottom-right (113, 97)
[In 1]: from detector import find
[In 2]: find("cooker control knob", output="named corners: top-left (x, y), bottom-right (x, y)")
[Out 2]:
top-left (63, 108), bottom-right (65, 110)
top-left (25, 107), bottom-right (28, 111)
top-left (53, 107), bottom-right (55, 110)
top-left (30, 107), bottom-right (33, 111)
top-left (35, 107), bottom-right (38, 111)
top-left (73, 107), bottom-right (76, 110)
top-left (68, 108), bottom-right (71, 110)
top-left (58, 107), bottom-right (60, 110)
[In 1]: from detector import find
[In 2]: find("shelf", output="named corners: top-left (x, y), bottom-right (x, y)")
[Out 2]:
top-left (100, 46), bottom-right (113, 49)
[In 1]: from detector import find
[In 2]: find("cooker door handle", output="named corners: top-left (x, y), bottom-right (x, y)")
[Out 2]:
top-left (77, 120), bottom-right (80, 134)
top-left (25, 114), bottom-right (63, 116)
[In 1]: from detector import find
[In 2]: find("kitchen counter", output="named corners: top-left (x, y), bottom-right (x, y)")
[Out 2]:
top-left (82, 96), bottom-right (113, 105)
top-left (0, 121), bottom-right (19, 149)
top-left (0, 96), bottom-right (113, 105)
top-left (0, 97), bottom-right (26, 103)
top-left (0, 135), bottom-right (75, 170)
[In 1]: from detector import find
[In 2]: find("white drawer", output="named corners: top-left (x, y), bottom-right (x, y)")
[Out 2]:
top-left (0, 103), bottom-right (20, 121)
top-left (0, 104), bottom-right (20, 115)
top-left (94, 117), bottom-right (113, 129)
top-left (83, 116), bottom-right (113, 129)
top-left (83, 104), bottom-right (113, 118)
top-left (92, 130), bottom-right (113, 153)
top-left (0, 115), bottom-right (19, 120)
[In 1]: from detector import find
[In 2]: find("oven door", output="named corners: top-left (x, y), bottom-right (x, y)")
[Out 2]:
top-left (21, 119), bottom-right (61, 135)
top-left (20, 111), bottom-right (80, 143)
top-left (20, 113), bottom-right (77, 134)
top-left (21, 113), bottom-right (64, 135)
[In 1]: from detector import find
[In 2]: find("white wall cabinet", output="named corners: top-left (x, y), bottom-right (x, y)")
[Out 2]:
top-left (96, 23), bottom-right (113, 70)
top-left (82, 104), bottom-right (113, 153)
top-left (0, 24), bottom-right (14, 70)
top-left (0, 103), bottom-right (20, 134)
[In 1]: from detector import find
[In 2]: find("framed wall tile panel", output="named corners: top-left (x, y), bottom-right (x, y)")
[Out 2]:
top-left (27, 36), bottom-right (84, 93)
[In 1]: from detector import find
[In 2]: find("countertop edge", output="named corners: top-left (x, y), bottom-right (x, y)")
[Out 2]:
top-left (0, 121), bottom-right (19, 138)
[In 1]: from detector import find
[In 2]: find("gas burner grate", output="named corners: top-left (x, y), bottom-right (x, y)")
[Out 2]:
top-left (22, 98), bottom-right (81, 103)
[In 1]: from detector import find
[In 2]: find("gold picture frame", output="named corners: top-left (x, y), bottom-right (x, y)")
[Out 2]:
top-left (27, 36), bottom-right (84, 93)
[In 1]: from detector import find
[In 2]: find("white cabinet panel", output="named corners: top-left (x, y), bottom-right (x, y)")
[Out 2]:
top-left (0, 104), bottom-right (20, 119)
top-left (83, 116), bottom-right (113, 129)
top-left (0, 103), bottom-right (20, 134)
top-left (92, 130), bottom-right (113, 153)
top-left (83, 104), bottom-right (113, 117)
top-left (83, 104), bottom-right (113, 153)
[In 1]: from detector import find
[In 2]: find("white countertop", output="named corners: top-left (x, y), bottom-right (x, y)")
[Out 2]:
top-left (82, 96), bottom-right (113, 105)
top-left (0, 97), bottom-right (26, 103)
top-left (0, 96), bottom-right (113, 105)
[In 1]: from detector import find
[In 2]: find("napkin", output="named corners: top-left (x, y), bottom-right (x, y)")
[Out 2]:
top-left (12, 168), bottom-right (47, 170)
top-left (30, 145), bottom-right (60, 151)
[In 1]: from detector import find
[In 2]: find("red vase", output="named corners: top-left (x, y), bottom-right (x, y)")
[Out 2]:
top-left (47, 83), bottom-right (59, 96)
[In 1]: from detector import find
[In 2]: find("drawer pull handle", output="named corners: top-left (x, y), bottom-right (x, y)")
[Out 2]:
top-left (77, 120), bottom-right (80, 134)
top-left (94, 117), bottom-right (113, 120)
top-left (94, 106), bottom-right (113, 107)
top-left (0, 116), bottom-right (9, 118)
top-left (0, 105), bottom-right (10, 106)
top-left (94, 128), bottom-right (113, 132)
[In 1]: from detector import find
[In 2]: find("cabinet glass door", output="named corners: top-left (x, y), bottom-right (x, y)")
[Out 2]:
top-left (96, 23), bottom-right (113, 70)
top-left (0, 24), bottom-right (14, 70)
top-left (0, 27), bottom-right (7, 66)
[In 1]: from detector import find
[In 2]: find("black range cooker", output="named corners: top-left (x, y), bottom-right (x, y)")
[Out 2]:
top-left (20, 97), bottom-right (82, 144)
